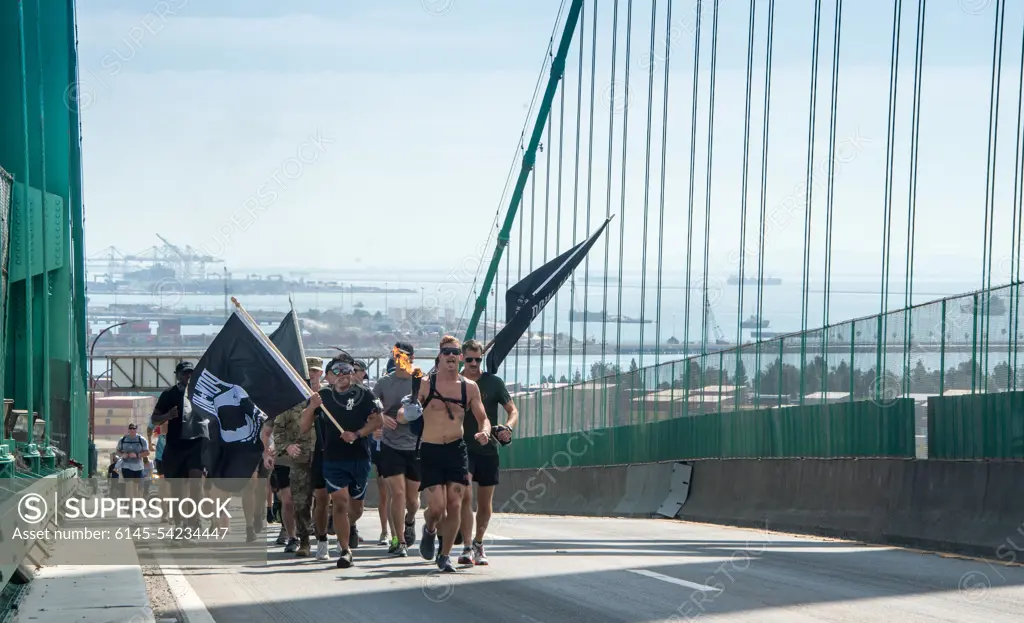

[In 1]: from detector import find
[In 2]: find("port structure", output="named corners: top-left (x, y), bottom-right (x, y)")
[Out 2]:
top-left (87, 234), bottom-right (221, 283)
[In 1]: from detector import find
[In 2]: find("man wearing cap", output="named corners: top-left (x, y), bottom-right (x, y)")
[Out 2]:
top-left (116, 422), bottom-right (149, 500)
top-left (300, 354), bottom-right (383, 569)
top-left (271, 355), bottom-right (324, 557)
top-left (151, 361), bottom-right (206, 530)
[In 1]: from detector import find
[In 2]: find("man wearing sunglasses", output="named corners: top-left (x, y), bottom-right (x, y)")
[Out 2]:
top-left (455, 339), bottom-right (517, 566)
top-left (300, 355), bottom-right (383, 569)
top-left (400, 335), bottom-right (491, 573)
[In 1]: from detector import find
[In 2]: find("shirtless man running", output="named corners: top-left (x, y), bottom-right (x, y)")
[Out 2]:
top-left (400, 335), bottom-right (491, 573)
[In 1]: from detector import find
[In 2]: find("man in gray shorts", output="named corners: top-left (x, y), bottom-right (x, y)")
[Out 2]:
top-left (374, 341), bottom-right (421, 557)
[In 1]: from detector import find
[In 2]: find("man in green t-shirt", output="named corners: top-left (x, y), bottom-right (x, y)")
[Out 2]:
top-left (456, 339), bottom-right (518, 566)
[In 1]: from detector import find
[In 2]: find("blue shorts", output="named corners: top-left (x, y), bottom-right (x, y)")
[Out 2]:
top-left (322, 459), bottom-right (371, 500)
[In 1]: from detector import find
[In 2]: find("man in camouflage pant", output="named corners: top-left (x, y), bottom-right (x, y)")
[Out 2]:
top-left (273, 356), bottom-right (323, 556)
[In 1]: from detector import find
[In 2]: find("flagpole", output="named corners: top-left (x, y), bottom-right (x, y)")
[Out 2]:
top-left (231, 297), bottom-right (347, 434)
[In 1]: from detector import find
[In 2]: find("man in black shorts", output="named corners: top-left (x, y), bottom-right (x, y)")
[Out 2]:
top-left (300, 355), bottom-right (383, 568)
top-left (150, 361), bottom-right (206, 529)
top-left (400, 335), bottom-right (491, 573)
top-left (375, 342), bottom-right (420, 557)
top-left (455, 339), bottom-right (517, 565)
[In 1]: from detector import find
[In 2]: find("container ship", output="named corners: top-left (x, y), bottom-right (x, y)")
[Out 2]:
top-left (568, 310), bottom-right (651, 324)
top-left (728, 275), bottom-right (783, 286)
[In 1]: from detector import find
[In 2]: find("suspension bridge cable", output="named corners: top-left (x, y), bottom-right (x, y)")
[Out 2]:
top-left (515, 188), bottom-right (524, 388)
top-left (527, 168), bottom-right (536, 388)
top-left (801, 0), bottom-right (823, 332)
top-left (554, 80), bottom-right (566, 423)
top-left (799, 0), bottom-right (823, 405)
top-left (754, 0), bottom-right (776, 408)
top-left (541, 97), bottom-right (553, 387)
top-left (903, 0), bottom-right (927, 393)
top-left (821, 0), bottom-right (844, 404)
top-left (504, 227), bottom-right (511, 378)
top-left (615, 0), bottom-right (634, 370)
top-left (568, 2), bottom-right (586, 386)
top-left (582, 0), bottom-right (599, 381)
top-left (700, 0), bottom-right (720, 364)
top-left (654, 0), bottom-right (674, 371)
top-left (600, 0), bottom-right (621, 427)
top-left (735, 0), bottom-right (757, 408)
top-left (638, 0), bottom-right (658, 375)
top-left (683, 0), bottom-right (703, 380)
top-left (878, 0), bottom-right (903, 395)
top-left (981, 0), bottom-right (1007, 392)
top-left (1009, 12), bottom-right (1024, 388)
top-left (822, 0), bottom-right (843, 335)
top-left (492, 234), bottom-right (498, 340)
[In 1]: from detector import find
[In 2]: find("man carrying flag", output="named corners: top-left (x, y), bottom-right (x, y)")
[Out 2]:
top-left (151, 361), bottom-right (205, 531)
top-left (271, 356), bottom-right (323, 557)
top-left (300, 354), bottom-right (383, 569)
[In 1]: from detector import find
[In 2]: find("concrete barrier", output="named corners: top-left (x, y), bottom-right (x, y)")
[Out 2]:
top-left (613, 463), bottom-right (675, 517)
top-left (483, 458), bottom-right (1024, 560)
top-left (493, 465), bottom-right (630, 516)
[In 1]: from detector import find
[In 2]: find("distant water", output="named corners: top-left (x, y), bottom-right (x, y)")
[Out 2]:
top-left (87, 272), bottom-right (1009, 386)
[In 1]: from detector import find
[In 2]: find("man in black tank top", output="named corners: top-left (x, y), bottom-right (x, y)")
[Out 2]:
top-left (400, 335), bottom-right (491, 573)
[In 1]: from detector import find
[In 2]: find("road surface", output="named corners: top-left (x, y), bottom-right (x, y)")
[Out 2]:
top-left (164, 511), bottom-right (1024, 622)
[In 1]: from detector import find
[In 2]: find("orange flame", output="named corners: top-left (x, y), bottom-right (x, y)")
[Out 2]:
top-left (393, 346), bottom-right (423, 379)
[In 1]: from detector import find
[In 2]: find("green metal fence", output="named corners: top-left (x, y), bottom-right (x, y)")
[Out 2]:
top-left (503, 282), bottom-right (1023, 467)
top-left (503, 399), bottom-right (916, 469)
top-left (927, 391), bottom-right (1024, 460)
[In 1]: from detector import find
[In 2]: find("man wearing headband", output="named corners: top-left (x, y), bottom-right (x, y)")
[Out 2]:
top-left (300, 354), bottom-right (383, 569)
top-left (455, 338), bottom-right (517, 566)
top-left (375, 341), bottom-right (421, 557)
top-left (400, 335), bottom-right (491, 573)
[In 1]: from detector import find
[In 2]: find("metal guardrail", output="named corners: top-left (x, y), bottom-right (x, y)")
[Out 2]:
top-left (0, 468), bottom-right (79, 616)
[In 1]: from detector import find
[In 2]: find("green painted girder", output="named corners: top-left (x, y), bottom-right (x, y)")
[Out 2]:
top-left (464, 0), bottom-right (585, 343)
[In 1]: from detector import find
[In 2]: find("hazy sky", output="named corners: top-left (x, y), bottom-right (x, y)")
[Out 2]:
top-left (76, 0), bottom-right (1024, 294)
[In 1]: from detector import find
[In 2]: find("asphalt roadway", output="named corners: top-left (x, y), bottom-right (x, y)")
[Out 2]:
top-left (168, 510), bottom-right (1024, 622)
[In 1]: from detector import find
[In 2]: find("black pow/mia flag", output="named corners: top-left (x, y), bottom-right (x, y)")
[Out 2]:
top-left (486, 216), bottom-right (613, 374)
top-left (183, 310), bottom-right (311, 488)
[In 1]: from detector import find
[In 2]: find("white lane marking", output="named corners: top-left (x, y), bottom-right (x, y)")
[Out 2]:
top-left (628, 569), bottom-right (722, 593)
top-left (486, 533), bottom-right (513, 541)
top-left (161, 565), bottom-right (217, 623)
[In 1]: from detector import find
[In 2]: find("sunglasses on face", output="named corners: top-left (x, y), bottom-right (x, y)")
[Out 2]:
top-left (464, 357), bottom-right (482, 363)
top-left (440, 348), bottom-right (461, 356)
top-left (329, 363), bottom-right (354, 375)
